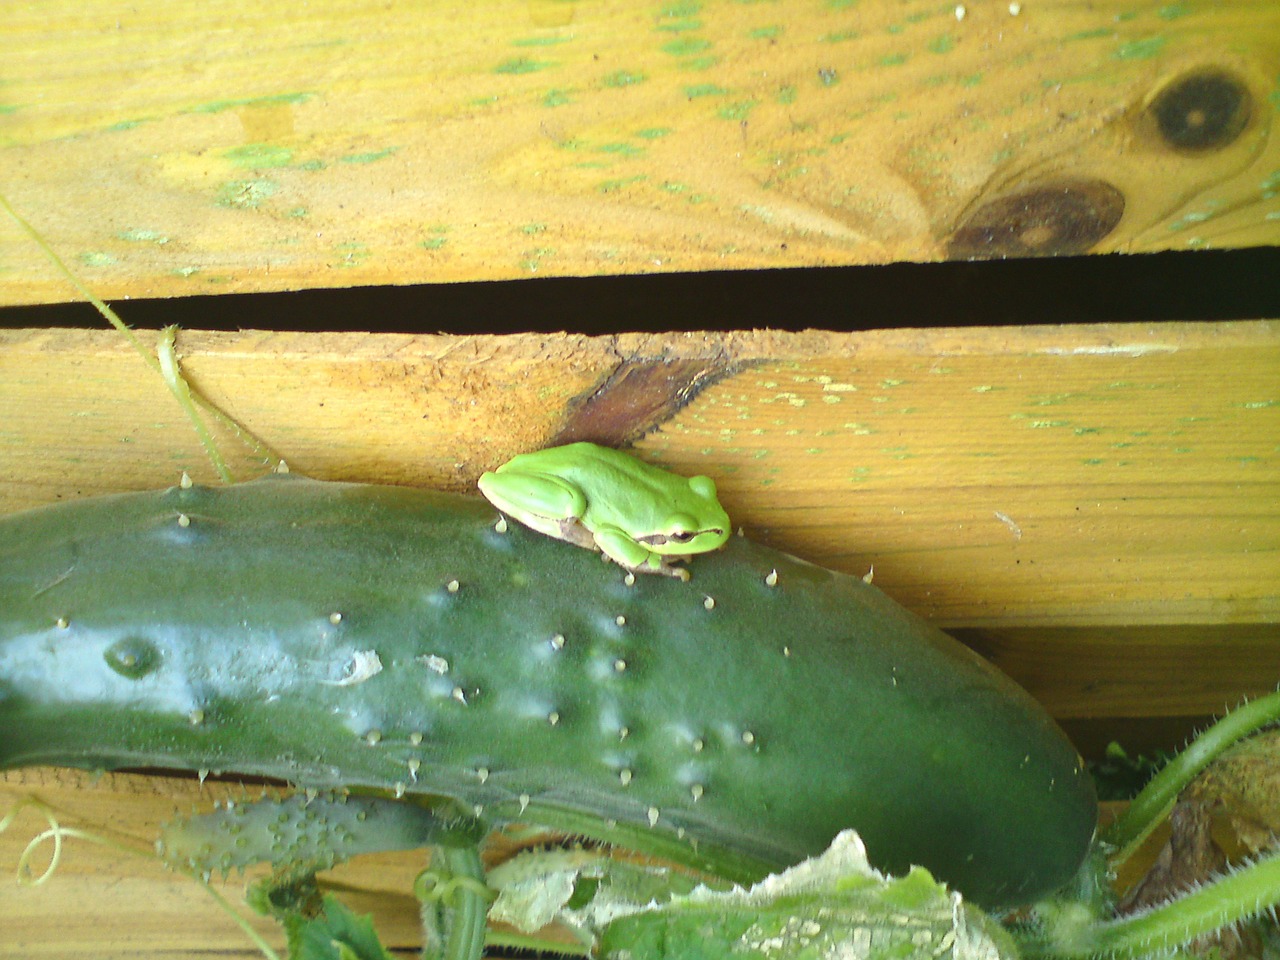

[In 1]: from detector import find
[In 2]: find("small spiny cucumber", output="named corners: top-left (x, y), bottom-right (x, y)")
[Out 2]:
top-left (0, 474), bottom-right (1097, 908)
top-left (158, 791), bottom-right (479, 881)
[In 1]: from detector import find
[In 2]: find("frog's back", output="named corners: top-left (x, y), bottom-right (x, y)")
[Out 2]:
top-left (504, 443), bottom-right (686, 497)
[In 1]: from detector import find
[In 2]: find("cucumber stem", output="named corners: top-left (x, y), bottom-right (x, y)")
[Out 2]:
top-left (157, 325), bottom-right (234, 483)
top-left (1102, 689), bottom-right (1280, 862)
top-left (418, 845), bottom-right (491, 960)
top-left (1021, 850), bottom-right (1280, 958)
top-left (0, 191), bottom-right (281, 480)
top-left (195, 878), bottom-right (284, 960)
top-left (0, 192), bottom-right (156, 366)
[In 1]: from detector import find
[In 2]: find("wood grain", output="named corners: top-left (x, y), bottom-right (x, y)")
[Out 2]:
top-left (2, 0), bottom-right (1277, 305)
top-left (0, 770), bottom-right (428, 960)
top-left (1, 320), bottom-right (1276, 956)
top-left (4, 322), bottom-right (1276, 629)
top-left (1, 321), bottom-right (1276, 729)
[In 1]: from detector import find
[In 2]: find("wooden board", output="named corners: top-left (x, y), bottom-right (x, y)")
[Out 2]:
top-left (1, 319), bottom-right (1276, 953)
top-left (3, 0), bottom-right (1278, 305)
top-left (0, 770), bottom-right (428, 960)
top-left (1, 321), bottom-right (1276, 729)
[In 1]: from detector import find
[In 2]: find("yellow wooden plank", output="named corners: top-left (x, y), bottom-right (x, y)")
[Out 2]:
top-left (0, 770), bottom-right (430, 960)
top-left (1, 322), bottom-right (1275, 635)
top-left (2, 0), bottom-right (1277, 304)
top-left (959, 625), bottom-right (1280, 719)
top-left (1, 321), bottom-right (1274, 957)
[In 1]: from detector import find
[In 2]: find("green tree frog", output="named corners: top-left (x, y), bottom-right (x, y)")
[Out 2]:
top-left (477, 442), bottom-right (731, 580)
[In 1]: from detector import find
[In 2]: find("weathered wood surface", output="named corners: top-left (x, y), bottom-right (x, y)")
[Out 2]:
top-left (2, 0), bottom-right (1278, 305)
top-left (0, 770), bottom-right (428, 960)
top-left (2, 321), bottom-right (1277, 729)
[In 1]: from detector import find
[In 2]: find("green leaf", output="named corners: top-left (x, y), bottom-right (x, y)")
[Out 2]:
top-left (287, 894), bottom-right (396, 960)
top-left (250, 875), bottom-right (395, 960)
top-left (596, 831), bottom-right (1018, 959)
top-left (488, 847), bottom-right (705, 946)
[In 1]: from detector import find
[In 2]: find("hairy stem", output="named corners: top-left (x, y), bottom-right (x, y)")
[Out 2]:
top-left (1022, 851), bottom-right (1280, 958)
top-left (418, 845), bottom-right (492, 960)
top-left (0, 192), bottom-right (155, 363)
top-left (1103, 689), bottom-right (1280, 861)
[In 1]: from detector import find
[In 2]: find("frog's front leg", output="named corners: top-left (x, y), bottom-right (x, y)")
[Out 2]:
top-left (592, 525), bottom-right (691, 580)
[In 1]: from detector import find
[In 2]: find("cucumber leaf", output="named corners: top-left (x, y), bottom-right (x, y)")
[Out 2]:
top-left (488, 847), bottom-right (706, 946)
top-left (600, 831), bottom-right (1017, 959)
top-left (248, 874), bottom-right (395, 960)
top-left (488, 831), bottom-right (1017, 959)
top-left (289, 897), bottom-right (395, 960)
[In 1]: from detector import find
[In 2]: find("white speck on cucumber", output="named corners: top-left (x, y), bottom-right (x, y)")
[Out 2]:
top-left (419, 654), bottom-right (450, 674)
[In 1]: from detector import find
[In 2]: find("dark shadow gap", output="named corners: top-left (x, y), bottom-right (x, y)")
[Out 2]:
top-left (1, 246), bottom-right (1276, 335)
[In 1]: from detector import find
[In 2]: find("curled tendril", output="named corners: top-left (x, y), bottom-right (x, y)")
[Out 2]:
top-left (1, 797), bottom-right (65, 885)
top-left (2, 795), bottom-right (281, 960)
top-left (1, 796), bottom-right (150, 886)
top-left (414, 867), bottom-right (495, 906)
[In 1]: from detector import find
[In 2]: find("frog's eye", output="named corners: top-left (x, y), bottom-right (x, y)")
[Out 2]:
top-left (688, 475), bottom-right (718, 500)
top-left (669, 530), bottom-right (698, 544)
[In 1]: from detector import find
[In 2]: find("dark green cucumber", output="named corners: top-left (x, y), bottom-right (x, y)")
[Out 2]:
top-left (0, 475), bottom-right (1096, 907)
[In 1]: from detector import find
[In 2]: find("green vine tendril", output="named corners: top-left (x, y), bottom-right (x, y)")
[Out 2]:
top-left (2, 795), bottom-right (281, 960)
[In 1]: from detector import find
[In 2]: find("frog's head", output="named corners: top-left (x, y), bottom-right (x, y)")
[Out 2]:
top-left (638, 475), bottom-right (731, 557)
